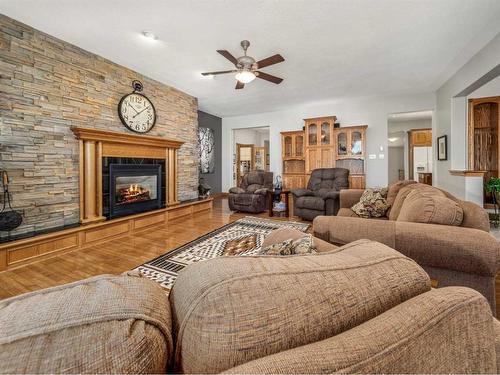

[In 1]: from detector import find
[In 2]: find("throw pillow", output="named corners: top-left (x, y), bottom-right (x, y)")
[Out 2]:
top-left (351, 187), bottom-right (390, 218)
top-left (258, 234), bottom-right (317, 255)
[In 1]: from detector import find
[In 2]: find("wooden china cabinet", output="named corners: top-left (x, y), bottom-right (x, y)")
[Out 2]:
top-left (280, 117), bottom-right (367, 190)
top-left (281, 130), bottom-right (305, 189)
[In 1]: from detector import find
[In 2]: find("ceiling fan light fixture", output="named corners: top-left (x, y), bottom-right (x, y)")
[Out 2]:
top-left (235, 70), bottom-right (256, 84)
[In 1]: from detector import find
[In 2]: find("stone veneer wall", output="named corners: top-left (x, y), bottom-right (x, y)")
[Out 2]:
top-left (0, 15), bottom-right (199, 238)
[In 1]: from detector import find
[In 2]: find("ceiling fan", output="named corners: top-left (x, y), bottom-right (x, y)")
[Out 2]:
top-left (201, 40), bottom-right (285, 89)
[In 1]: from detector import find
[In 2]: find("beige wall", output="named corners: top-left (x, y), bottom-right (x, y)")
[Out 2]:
top-left (0, 15), bottom-right (199, 237)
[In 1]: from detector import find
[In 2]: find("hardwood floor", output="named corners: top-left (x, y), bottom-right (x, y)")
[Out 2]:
top-left (1, 198), bottom-right (499, 317)
top-left (0, 198), bottom-right (302, 300)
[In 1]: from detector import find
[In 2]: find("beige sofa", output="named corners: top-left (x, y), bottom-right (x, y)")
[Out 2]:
top-left (313, 181), bottom-right (500, 314)
top-left (1, 234), bottom-right (499, 373)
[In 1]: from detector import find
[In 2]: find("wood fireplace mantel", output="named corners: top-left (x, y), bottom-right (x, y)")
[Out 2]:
top-left (71, 127), bottom-right (184, 225)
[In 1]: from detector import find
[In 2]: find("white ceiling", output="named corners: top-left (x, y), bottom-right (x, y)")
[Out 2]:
top-left (2, 0), bottom-right (500, 118)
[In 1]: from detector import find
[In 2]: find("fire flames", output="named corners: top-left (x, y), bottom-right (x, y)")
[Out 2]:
top-left (117, 184), bottom-right (151, 204)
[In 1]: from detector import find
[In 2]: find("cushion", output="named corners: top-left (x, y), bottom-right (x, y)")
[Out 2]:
top-left (292, 188), bottom-right (315, 197)
top-left (351, 188), bottom-right (390, 218)
top-left (261, 228), bottom-right (337, 253)
top-left (0, 273), bottom-right (173, 374)
top-left (307, 168), bottom-right (350, 191)
top-left (259, 234), bottom-right (317, 255)
top-left (397, 189), bottom-right (464, 226)
top-left (254, 188), bottom-right (268, 195)
top-left (388, 183), bottom-right (436, 221)
top-left (246, 171), bottom-right (264, 185)
top-left (386, 180), bottom-right (417, 217)
top-left (296, 196), bottom-right (325, 211)
top-left (314, 189), bottom-right (340, 200)
top-left (170, 239), bottom-right (430, 373)
top-left (229, 187), bottom-right (245, 194)
top-left (246, 183), bottom-right (262, 193)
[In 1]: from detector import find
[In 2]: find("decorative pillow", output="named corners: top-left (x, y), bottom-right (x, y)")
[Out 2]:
top-left (397, 189), bottom-right (464, 226)
top-left (351, 187), bottom-right (390, 218)
top-left (258, 234), bottom-right (317, 255)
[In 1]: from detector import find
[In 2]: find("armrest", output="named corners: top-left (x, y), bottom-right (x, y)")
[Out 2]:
top-left (225, 287), bottom-right (495, 374)
top-left (254, 188), bottom-right (269, 195)
top-left (170, 239), bottom-right (429, 373)
top-left (313, 216), bottom-right (500, 277)
top-left (339, 189), bottom-right (364, 208)
top-left (229, 187), bottom-right (245, 194)
top-left (292, 188), bottom-right (314, 197)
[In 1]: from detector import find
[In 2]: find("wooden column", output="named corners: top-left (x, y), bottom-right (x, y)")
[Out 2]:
top-left (80, 140), bottom-right (105, 224)
top-left (168, 148), bottom-right (179, 205)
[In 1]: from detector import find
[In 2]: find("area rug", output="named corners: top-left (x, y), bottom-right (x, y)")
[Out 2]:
top-left (134, 216), bottom-right (309, 290)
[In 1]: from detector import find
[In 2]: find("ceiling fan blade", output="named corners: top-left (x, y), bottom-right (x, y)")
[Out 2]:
top-left (256, 71), bottom-right (283, 84)
top-left (201, 70), bottom-right (236, 76)
top-left (256, 54), bottom-right (284, 69)
top-left (217, 50), bottom-right (238, 66)
top-left (235, 81), bottom-right (245, 89)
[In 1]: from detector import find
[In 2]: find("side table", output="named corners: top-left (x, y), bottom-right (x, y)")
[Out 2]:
top-left (267, 190), bottom-right (291, 218)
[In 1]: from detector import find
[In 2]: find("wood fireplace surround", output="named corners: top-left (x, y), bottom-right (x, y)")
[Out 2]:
top-left (71, 126), bottom-right (182, 225)
top-left (0, 127), bottom-right (213, 271)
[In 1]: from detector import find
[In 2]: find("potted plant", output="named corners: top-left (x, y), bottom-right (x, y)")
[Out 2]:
top-left (485, 177), bottom-right (500, 204)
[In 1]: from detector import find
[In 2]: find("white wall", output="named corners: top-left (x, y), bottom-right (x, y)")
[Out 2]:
top-left (434, 32), bottom-right (500, 198)
top-left (468, 75), bottom-right (500, 99)
top-left (222, 93), bottom-right (434, 191)
top-left (388, 147), bottom-right (404, 183)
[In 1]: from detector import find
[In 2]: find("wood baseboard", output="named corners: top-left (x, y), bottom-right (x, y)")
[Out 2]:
top-left (0, 198), bottom-right (213, 272)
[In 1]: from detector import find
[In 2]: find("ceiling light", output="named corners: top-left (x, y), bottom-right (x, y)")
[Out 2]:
top-left (235, 70), bottom-right (256, 84)
top-left (142, 31), bottom-right (158, 40)
top-left (388, 137), bottom-right (398, 143)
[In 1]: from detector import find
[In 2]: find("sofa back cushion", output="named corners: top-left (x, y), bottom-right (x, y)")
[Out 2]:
top-left (386, 180), bottom-right (417, 217)
top-left (307, 168), bottom-right (349, 191)
top-left (169, 239), bottom-right (430, 374)
top-left (397, 188), bottom-right (464, 226)
top-left (0, 273), bottom-right (173, 374)
top-left (388, 183), bottom-right (435, 221)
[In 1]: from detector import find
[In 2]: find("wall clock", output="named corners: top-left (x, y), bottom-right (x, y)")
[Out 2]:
top-left (118, 80), bottom-right (156, 133)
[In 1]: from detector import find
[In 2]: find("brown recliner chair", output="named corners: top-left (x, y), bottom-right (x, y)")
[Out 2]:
top-left (292, 168), bottom-right (349, 220)
top-left (228, 170), bottom-right (273, 213)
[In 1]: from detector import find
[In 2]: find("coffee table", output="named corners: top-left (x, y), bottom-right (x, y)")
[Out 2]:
top-left (267, 190), bottom-right (291, 218)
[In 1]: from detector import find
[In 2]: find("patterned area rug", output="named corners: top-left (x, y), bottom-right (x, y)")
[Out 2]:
top-left (135, 216), bottom-right (309, 290)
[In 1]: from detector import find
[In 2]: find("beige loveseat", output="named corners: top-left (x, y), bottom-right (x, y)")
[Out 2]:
top-left (1, 235), bottom-right (499, 373)
top-left (313, 181), bottom-right (500, 314)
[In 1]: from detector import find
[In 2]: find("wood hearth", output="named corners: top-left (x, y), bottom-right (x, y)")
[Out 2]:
top-left (71, 127), bottom-right (183, 224)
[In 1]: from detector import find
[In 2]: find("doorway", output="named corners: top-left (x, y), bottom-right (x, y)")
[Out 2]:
top-left (387, 111), bottom-right (433, 185)
top-left (233, 127), bottom-right (270, 185)
top-left (468, 95), bottom-right (500, 205)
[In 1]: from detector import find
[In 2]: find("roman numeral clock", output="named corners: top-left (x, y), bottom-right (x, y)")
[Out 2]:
top-left (118, 80), bottom-right (156, 133)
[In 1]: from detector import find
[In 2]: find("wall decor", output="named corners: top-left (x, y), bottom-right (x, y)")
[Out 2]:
top-left (118, 80), bottom-right (157, 133)
top-left (437, 135), bottom-right (448, 161)
top-left (198, 127), bottom-right (215, 174)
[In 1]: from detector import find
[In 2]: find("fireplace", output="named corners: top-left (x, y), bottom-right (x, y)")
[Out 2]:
top-left (108, 164), bottom-right (162, 219)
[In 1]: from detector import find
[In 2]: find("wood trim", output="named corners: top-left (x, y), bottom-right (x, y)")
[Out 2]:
top-left (449, 170), bottom-right (487, 177)
top-left (71, 126), bottom-right (184, 149)
top-left (0, 198), bottom-right (213, 271)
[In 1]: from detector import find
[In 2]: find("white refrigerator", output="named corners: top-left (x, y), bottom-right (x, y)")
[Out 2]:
top-left (413, 146), bottom-right (432, 181)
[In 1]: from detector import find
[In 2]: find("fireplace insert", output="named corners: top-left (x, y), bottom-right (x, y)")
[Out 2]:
top-left (109, 164), bottom-right (162, 219)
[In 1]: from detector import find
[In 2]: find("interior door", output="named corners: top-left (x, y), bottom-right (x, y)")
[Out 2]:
top-left (236, 143), bottom-right (254, 185)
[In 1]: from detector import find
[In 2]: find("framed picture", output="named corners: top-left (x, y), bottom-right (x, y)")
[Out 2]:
top-left (437, 135), bottom-right (447, 161)
top-left (198, 127), bottom-right (215, 174)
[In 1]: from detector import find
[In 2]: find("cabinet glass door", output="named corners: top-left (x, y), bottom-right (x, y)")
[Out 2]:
top-left (351, 131), bottom-right (362, 155)
top-left (284, 136), bottom-right (292, 157)
top-left (295, 135), bottom-right (303, 157)
top-left (321, 122), bottom-right (331, 145)
top-left (308, 124), bottom-right (317, 146)
top-left (337, 132), bottom-right (348, 155)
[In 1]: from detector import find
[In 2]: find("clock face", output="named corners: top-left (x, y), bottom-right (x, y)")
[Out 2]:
top-left (118, 93), bottom-right (156, 133)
